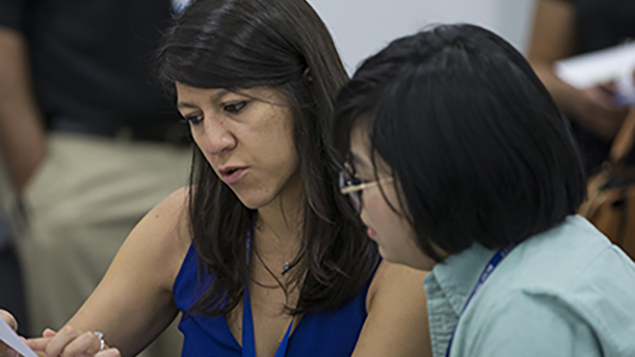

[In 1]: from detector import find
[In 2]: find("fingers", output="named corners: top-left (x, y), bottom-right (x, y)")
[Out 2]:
top-left (26, 329), bottom-right (105, 357)
top-left (597, 81), bottom-right (618, 95)
top-left (25, 337), bottom-right (53, 352)
top-left (43, 328), bottom-right (58, 338)
top-left (43, 326), bottom-right (85, 357)
top-left (96, 348), bottom-right (121, 357)
top-left (0, 310), bottom-right (18, 332)
top-left (59, 331), bottom-right (101, 357)
top-left (581, 86), bottom-right (619, 109)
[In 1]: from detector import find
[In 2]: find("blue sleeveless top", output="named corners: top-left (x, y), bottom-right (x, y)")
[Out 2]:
top-left (173, 244), bottom-right (375, 357)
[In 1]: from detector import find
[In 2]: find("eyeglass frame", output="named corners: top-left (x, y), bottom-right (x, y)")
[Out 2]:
top-left (338, 161), bottom-right (394, 212)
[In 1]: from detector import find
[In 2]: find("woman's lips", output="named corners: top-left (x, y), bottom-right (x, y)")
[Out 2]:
top-left (221, 167), bottom-right (248, 184)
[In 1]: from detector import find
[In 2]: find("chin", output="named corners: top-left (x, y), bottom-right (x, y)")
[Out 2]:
top-left (233, 191), bottom-right (274, 210)
top-left (236, 197), bottom-right (266, 210)
top-left (377, 247), bottom-right (403, 265)
top-left (379, 247), bottom-right (434, 271)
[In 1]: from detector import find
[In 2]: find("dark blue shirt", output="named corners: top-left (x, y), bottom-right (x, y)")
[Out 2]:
top-left (173, 244), bottom-right (374, 357)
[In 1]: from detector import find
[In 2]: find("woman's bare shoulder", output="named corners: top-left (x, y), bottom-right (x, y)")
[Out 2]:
top-left (146, 186), bottom-right (192, 246)
top-left (116, 186), bottom-right (193, 289)
top-left (366, 260), bottom-right (429, 311)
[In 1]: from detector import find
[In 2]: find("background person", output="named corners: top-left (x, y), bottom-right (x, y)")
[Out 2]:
top-left (0, 0), bottom-right (190, 355)
top-left (527, 0), bottom-right (635, 175)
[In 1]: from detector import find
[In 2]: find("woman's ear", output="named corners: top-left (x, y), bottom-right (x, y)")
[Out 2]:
top-left (303, 67), bottom-right (313, 83)
top-left (303, 67), bottom-right (317, 104)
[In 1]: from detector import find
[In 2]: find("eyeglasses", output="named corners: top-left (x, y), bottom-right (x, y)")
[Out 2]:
top-left (339, 161), bottom-right (393, 213)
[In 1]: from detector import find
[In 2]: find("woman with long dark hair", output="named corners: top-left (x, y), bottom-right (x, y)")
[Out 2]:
top-left (21, 1), bottom-right (430, 356)
top-left (334, 24), bottom-right (635, 357)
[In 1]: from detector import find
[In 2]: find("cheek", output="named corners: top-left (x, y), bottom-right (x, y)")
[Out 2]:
top-left (362, 192), bottom-right (409, 238)
top-left (362, 190), bottom-right (418, 244)
top-left (251, 116), bottom-right (298, 172)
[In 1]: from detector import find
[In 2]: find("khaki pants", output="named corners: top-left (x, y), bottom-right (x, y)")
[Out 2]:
top-left (17, 132), bottom-right (191, 356)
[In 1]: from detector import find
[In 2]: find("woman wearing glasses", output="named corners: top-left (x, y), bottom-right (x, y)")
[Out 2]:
top-left (334, 24), bottom-right (635, 357)
top-left (19, 0), bottom-right (430, 356)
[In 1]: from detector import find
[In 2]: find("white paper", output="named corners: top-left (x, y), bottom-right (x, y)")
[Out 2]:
top-left (0, 318), bottom-right (38, 357)
top-left (555, 42), bottom-right (635, 89)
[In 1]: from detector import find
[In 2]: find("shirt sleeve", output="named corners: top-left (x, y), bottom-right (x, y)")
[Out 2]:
top-left (459, 292), bottom-right (602, 357)
top-left (0, 0), bottom-right (30, 32)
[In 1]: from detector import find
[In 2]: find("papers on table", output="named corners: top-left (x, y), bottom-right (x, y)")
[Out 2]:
top-left (555, 42), bottom-right (635, 106)
top-left (556, 42), bottom-right (635, 88)
top-left (0, 318), bottom-right (37, 357)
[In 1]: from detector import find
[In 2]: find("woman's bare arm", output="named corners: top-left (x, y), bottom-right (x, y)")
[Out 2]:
top-left (26, 188), bottom-right (192, 357)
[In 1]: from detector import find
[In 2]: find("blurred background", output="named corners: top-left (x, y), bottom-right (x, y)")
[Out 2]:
top-left (309, 0), bottom-right (535, 74)
top-left (1, 0), bottom-right (633, 354)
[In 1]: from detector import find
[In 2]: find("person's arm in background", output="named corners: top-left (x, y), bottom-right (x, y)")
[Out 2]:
top-left (527, 0), bottom-right (629, 141)
top-left (0, 26), bottom-right (46, 193)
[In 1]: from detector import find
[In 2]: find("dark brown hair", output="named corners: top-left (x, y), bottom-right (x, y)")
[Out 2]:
top-left (156, 0), bottom-right (378, 316)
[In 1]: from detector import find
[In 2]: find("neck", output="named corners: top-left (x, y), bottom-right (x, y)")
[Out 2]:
top-left (256, 173), bottom-right (304, 246)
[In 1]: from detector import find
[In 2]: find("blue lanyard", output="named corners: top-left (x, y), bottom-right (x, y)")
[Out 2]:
top-left (243, 213), bottom-right (294, 357)
top-left (445, 244), bottom-right (516, 357)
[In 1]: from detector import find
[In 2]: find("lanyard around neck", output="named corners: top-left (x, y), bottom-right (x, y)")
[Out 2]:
top-left (243, 212), bottom-right (294, 357)
top-left (445, 244), bottom-right (516, 357)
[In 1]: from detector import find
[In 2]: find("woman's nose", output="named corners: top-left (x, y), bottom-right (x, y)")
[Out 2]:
top-left (197, 115), bottom-right (237, 155)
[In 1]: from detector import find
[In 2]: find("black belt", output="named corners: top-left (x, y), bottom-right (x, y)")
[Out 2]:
top-left (51, 120), bottom-right (192, 147)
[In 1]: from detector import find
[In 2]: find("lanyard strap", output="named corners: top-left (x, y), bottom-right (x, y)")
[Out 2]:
top-left (243, 212), bottom-right (294, 357)
top-left (445, 244), bottom-right (516, 357)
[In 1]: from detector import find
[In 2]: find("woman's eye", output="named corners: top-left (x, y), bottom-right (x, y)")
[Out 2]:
top-left (351, 176), bottom-right (364, 185)
top-left (356, 176), bottom-right (371, 184)
top-left (223, 101), bottom-right (247, 114)
top-left (355, 172), bottom-right (375, 184)
top-left (184, 114), bottom-right (203, 125)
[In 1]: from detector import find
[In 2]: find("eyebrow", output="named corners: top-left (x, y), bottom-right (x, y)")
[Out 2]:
top-left (176, 89), bottom-right (231, 110)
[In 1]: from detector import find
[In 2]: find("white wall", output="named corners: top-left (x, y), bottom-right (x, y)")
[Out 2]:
top-left (308, 0), bottom-right (537, 74)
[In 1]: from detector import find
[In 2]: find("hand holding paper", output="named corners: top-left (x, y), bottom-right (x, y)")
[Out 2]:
top-left (0, 313), bottom-right (38, 357)
top-left (556, 42), bottom-right (635, 107)
top-left (24, 327), bottom-right (121, 357)
top-left (576, 85), bottom-right (630, 140)
top-left (1, 311), bottom-right (120, 357)
top-left (0, 312), bottom-right (17, 333)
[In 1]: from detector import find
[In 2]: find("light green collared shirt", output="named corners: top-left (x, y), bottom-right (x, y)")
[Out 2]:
top-left (425, 215), bottom-right (635, 357)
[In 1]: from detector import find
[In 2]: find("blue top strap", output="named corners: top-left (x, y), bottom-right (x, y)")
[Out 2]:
top-left (243, 211), bottom-right (294, 357)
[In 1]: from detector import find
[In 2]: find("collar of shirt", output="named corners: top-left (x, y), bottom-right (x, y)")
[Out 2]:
top-left (424, 244), bottom-right (497, 357)
top-left (428, 244), bottom-right (497, 315)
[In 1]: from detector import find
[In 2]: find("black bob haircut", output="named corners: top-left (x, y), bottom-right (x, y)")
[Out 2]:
top-left (333, 24), bottom-right (587, 261)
